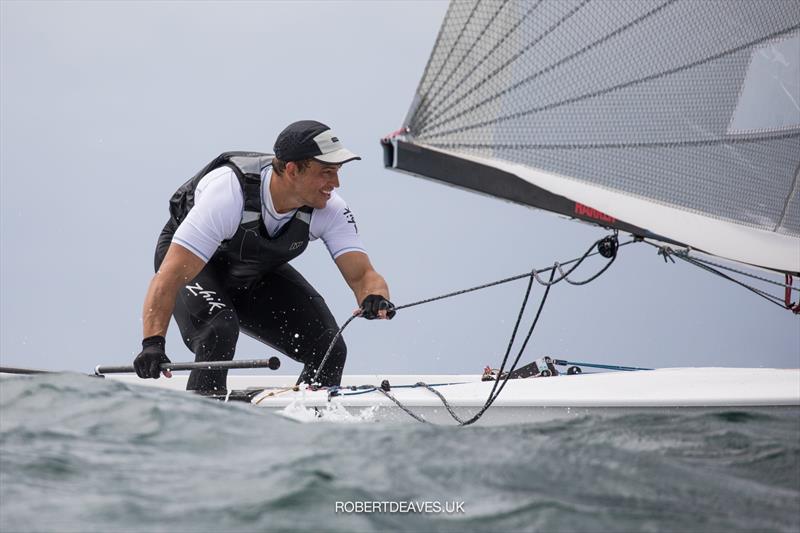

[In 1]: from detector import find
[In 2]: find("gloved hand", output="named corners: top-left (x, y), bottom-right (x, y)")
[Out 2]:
top-left (359, 294), bottom-right (396, 320)
top-left (134, 335), bottom-right (172, 379)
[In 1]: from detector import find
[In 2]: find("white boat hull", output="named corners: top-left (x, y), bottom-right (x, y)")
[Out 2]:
top-left (106, 367), bottom-right (800, 425)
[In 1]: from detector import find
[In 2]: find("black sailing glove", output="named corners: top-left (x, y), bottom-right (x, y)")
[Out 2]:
top-left (360, 294), bottom-right (396, 320)
top-left (134, 335), bottom-right (171, 379)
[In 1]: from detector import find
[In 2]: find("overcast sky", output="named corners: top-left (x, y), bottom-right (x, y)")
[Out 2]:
top-left (1, 0), bottom-right (798, 379)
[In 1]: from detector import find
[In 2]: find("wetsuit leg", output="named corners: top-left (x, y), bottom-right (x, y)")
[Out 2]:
top-left (234, 264), bottom-right (347, 387)
top-left (155, 227), bottom-right (239, 392)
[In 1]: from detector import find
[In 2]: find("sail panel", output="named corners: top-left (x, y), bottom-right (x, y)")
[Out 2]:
top-left (394, 0), bottom-right (800, 273)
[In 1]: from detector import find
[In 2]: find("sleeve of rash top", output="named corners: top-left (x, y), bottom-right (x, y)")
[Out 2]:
top-left (313, 193), bottom-right (367, 260)
top-left (171, 167), bottom-right (244, 263)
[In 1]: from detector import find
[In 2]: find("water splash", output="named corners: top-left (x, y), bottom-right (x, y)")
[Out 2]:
top-left (277, 397), bottom-right (380, 424)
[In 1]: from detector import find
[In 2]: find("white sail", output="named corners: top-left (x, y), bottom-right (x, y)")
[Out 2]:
top-left (385, 0), bottom-right (800, 274)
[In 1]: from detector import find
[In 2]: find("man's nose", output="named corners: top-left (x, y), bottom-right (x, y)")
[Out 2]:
top-left (331, 173), bottom-right (340, 188)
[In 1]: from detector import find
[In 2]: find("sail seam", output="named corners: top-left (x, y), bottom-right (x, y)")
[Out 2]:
top-left (421, 0), bottom-right (592, 134)
top-left (423, 23), bottom-right (800, 140)
top-left (405, 1), bottom-right (458, 128)
top-left (408, 0), bottom-right (482, 128)
top-left (423, 131), bottom-right (800, 150)
top-left (418, 0), bottom-right (539, 123)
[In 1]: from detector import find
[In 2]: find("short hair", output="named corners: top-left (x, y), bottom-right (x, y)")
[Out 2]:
top-left (272, 157), bottom-right (313, 175)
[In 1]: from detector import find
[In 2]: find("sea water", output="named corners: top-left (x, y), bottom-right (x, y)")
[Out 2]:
top-left (1, 373), bottom-right (798, 533)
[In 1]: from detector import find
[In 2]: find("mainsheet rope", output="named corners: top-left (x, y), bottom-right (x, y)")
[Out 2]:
top-left (311, 234), bottom-right (628, 386)
top-left (311, 234), bottom-right (622, 425)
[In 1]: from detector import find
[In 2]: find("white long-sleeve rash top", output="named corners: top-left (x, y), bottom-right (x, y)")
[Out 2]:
top-left (171, 165), bottom-right (366, 263)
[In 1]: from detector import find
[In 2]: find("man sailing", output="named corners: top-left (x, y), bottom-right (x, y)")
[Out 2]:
top-left (133, 120), bottom-right (394, 391)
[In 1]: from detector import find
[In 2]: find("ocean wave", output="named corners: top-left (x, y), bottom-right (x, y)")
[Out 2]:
top-left (1, 374), bottom-right (798, 532)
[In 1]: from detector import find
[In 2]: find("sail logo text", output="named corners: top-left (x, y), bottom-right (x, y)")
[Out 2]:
top-left (185, 283), bottom-right (227, 315)
top-left (574, 202), bottom-right (616, 224)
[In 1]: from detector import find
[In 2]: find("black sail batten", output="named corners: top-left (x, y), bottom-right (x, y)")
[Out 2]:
top-left (383, 138), bottom-right (680, 245)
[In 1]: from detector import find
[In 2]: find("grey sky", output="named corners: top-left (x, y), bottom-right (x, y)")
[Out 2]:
top-left (1, 0), bottom-right (798, 379)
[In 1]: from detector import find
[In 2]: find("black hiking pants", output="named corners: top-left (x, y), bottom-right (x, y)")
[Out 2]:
top-left (155, 226), bottom-right (347, 392)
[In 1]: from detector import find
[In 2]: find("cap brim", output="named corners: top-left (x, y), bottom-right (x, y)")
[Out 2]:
top-left (313, 147), bottom-right (361, 165)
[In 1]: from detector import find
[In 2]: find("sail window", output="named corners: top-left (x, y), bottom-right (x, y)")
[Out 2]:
top-left (728, 32), bottom-right (800, 134)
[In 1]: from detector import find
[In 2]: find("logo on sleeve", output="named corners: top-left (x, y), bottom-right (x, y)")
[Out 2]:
top-left (343, 207), bottom-right (358, 233)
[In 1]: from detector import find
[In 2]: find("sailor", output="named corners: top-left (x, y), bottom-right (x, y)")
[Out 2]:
top-left (133, 120), bottom-right (394, 391)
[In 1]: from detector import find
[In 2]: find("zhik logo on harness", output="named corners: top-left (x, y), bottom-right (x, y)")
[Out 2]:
top-left (289, 241), bottom-right (304, 251)
top-left (185, 283), bottom-right (226, 315)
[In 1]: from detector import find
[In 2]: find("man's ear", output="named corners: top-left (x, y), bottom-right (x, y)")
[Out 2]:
top-left (285, 161), bottom-right (298, 179)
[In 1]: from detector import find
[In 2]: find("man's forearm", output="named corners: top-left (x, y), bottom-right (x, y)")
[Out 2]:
top-left (141, 243), bottom-right (206, 339)
top-left (142, 274), bottom-right (180, 338)
top-left (352, 270), bottom-right (389, 305)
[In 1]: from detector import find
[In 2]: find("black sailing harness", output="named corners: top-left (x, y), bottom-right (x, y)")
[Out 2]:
top-left (167, 152), bottom-right (313, 279)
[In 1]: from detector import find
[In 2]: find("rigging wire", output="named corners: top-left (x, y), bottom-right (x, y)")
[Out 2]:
top-left (646, 242), bottom-right (795, 310)
top-left (660, 250), bottom-right (800, 292)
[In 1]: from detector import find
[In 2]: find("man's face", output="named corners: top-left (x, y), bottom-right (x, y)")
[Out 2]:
top-left (293, 160), bottom-right (341, 209)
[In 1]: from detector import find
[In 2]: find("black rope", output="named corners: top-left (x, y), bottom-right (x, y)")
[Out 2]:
top-left (311, 235), bottom-right (623, 389)
top-left (397, 236), bottom-right (631, 310)
top-left (310, 236), bottom-right (630, 387)
top-left (457, 268), bottom-right (556, 426)
top-left (310, 314), bottom-right (358, 385)
top-left (349, 237), bottom-right (612, 425)
top-left (373, 266), bottom-right (554, 426)
top-left (412, 382), bottom-right (465, 424)
top-left (485, 268), bottom-right (538, 407)
top-left (375, 387), bottom-right (429, 424)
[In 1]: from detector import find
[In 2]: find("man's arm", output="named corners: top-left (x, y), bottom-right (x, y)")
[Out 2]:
top-left (143, 242), bottom-right (206, 337)
top-left (334, 251), bottom-right (392, 319)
